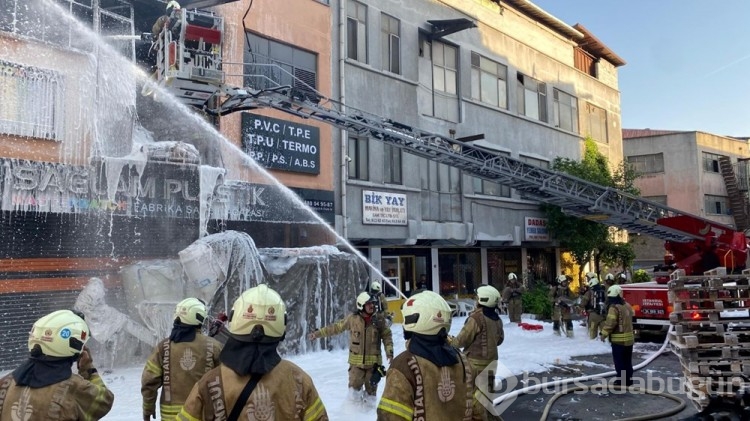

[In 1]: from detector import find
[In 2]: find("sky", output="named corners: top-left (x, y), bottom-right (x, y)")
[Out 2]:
top-left (39, 316), bottom-right (622, 421)
top-left (531, 0), bottom-right (750, 137)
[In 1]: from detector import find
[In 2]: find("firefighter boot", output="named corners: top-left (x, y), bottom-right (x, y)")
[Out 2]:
top-left (553, 321), bottom-right (561, 336)
top-left (565, 320), bottom-right (574, 338)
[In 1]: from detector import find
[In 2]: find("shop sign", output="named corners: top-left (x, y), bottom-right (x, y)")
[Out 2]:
top-left (525, 217), bottom-right (549, 241)
top-left (362, 190), bottom-right (407, 225)
top-left (241, 113), bottom-right (320, 174)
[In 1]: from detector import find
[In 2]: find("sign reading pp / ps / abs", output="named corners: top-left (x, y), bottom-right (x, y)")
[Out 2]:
top-left (524, 217), bottom-right (549, 241)
top-left (241, 113), bottom-right (320, 174)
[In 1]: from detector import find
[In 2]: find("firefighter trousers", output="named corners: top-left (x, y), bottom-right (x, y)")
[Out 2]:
top-left (587, 312), bottom-right (605, 339)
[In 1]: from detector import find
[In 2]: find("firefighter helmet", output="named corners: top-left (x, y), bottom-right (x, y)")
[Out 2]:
top-left (174, 297), bottom-right (207, 326)
top-left (371, 281), bottom-right (382, 292)
top-left (619, 273), bottom-right (627, 281)
top-left (228, 284), bottom-right (287, 340)
top-left (605, 273), bottom-right (615, 281)
top-left (356, 291), bottom-right (376, 311)
top-left (166, 1), bottom-right (181, 11)
top-left (507, 273), bottom-right (517, 281)
top-left (586, 272), bottom-right (599, 287)
top-left (28, 310), bottom-right (89, 358)
top-left (557, 275), bottom-right (568, 284)
top-left (401, 291), bottom-right (452, 335)
top-left (477, 285), bottom-right (501, 307)
top-left (607, 285), bottom-right (623, 297)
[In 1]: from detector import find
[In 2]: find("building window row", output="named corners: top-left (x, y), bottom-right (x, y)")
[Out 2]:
top-left (705, 194), bottom-right (731, 216)
top-left (703, 152), bottom-right (725, 173)
top-left (627, 153), bottom-right (665, 174)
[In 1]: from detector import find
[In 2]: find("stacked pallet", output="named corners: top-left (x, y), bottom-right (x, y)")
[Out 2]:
top-left (667, 268), bottom-right (750, 409)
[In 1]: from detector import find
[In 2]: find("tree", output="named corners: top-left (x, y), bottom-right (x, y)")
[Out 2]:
top-left (543, 138), bottom-right (639, 278)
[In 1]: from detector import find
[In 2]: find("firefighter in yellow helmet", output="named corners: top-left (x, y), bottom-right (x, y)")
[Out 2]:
top-left (378, 291), bottom-right (483, 420)
top-left (579, 273), bottom-right (607, 339)
top-left (178, 284), bottom-right (328, 420)
top-left (0, 310), bottom-right (114, 420)
top-left (142, 298), bottom-right (223, 420)
top-left (309, 291), bottom-right (394, 404)
top-left (600, 284), bottom-right (635, 387)
top-left (501, 272), bottom-right (524, 323)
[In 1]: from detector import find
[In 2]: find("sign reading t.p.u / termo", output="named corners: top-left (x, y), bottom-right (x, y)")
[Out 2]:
top-left (241, 113), bottom-right (320, 174)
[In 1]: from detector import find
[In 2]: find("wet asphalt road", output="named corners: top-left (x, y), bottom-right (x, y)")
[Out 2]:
top-left (496, 335), bottom-right (701, 421)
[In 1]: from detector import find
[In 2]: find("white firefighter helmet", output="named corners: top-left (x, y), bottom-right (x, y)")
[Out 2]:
top-left (401, 291), bottom-right (452, 335)
top-left (28, 310), bottom-right (89, 358)
top-left (166, 1), bottom-right (181, 11)
top-left (619, 273), bottom-right (627, 281)
top-left (507, 272), bottom-right (517, 281)
top-left (607, 284), bottom-right (623, 297)
top-left (477, 285), bottom-right (501, 307)
top-left (228, 284), bottom-right (287, 340)
top-left (557, 275), bottom-right (568, 284)
top-left (605, 273), bottom-right (615, 282)
top-left (356, 291), bottom-right (376, 311)
top-left (174, 297), bottom-right (207, 326)
top-left (586, 272), bottom-right (599, 287)
top-left (371, 281), bottom-right (382, 292)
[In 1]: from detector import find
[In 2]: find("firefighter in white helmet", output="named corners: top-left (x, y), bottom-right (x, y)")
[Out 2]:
top-left (0, 310), bottom-right (114, 420)
top-left (378, 291), bottom-right (483, 420)
top-left (309, 291), bottom-right (394, 404)
top-left (501, 272), bottom-right (525, 323)
top-left (142, 297), bottom-right (222, 421)
top-left (370, 280), bottom-right (388, 314)
top-left (550, 274), bottom-right (576, 337)
top-left (600, 284), bottom-right (635, 387)
top-left (152, 0), bottom-right (181, 37)
top-left (453, 285), bottom-right (504, 372)
top-left (178, 284), bottom-right (328, 420)
top-left (579, 272), bottom-right (607, 339)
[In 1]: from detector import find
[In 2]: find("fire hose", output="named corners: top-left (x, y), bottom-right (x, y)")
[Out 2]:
top-left (491, 325), bottom-right (688, 420)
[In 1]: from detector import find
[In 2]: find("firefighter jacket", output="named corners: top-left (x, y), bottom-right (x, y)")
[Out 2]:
top-left (451, 308), bottom-right (504, 371)
top-left (0, 370), bottom-right (114, 420)
top-left (501, 284), bottom-right (524, 302)
top-left (317, 312), bottom-right (394, 367)
top-left (377, 350), bottom-right (482, 421)
top-left (579, 285), bottom-right (607, 315)
top-left (374, 291), bottom-right (389, 314)
top-left (142, 333), bottom-right (223, 419)
top-left (600, 302), bottom-right (635, 346)
top-left (176, 362), bottom-right (328, 421)
top-left (550, 285), bottom-right (577, 309)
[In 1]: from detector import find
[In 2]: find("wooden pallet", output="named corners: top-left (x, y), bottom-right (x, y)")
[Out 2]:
top-left (683, 379), bottom-right (710, 410)
top-left (671, 342), bottom-right (750, 361)
top-left (679, 357), bottom-right (750, 376)
top-left (668, 331), bottom-right (746, 348)
top-left (673, 322), bottom-right (750, 336)
top-left (670, 310), bottom-right (750, 324)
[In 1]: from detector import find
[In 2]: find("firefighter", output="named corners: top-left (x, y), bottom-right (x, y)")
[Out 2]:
top-left (453, 285), bottom-right (505, 373)
top-left (579, 272), bottom-right (607, 339)
top-left (501, 272), bottom-right (524, 323)
top-left (177, 284), bottom-right (328, 420)
top-left (550, 275), bottom-right (576, 337)
top-left (309, 291), bottom-right (394, 402)
top-left (370, 280), bottom-right (389, 315)
top-left (0, 310), bottom-right (114, 420)
top-left (600, 284), bottom-right (635, 387)
top-left (378, 291), bottom-right (483, 420)
top-left (152, 0), bottom-right (181, 38)
top-left (618, 272), bottom-right (628, 284)
top-left (142, 298), bottom-right (223, 421)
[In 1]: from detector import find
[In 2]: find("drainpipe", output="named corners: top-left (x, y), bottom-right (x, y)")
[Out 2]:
top-left (339, 0), bottom-right (348, 240)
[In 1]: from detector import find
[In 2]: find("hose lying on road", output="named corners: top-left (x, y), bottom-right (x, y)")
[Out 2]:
top-left (490, 325), bottom-right (687, 420)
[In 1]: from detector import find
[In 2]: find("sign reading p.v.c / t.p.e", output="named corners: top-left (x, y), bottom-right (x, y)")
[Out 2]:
top-left (241, 113), bottom-right (320, 174)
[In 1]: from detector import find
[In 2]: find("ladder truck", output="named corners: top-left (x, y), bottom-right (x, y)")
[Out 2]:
top-left (148, 18), bottom-right (749, 330)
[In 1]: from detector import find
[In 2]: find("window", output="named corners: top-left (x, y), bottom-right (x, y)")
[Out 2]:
top-left (245, 33), bottom-right (317, 94)
top-left (644, 195), bottom-right (667, 206)
top-left (704, 195), bottom-right (731, 215)
top-left (347, 0), bottom-right (367, 62)
top-left (348, 136), bottom-right (368, 180)
top-left (703, 152), bottom-right (724, 173)
top-left (520, 155), bottom-right (550, 169)
top-left (627, 153), bottom-right (664, 174)
top-left (473, 177), bottom-right (510, 198)
top-left (553, 89), bottom-right (578, 133)
top-left (516, 73), bottom-right (547, 122)
top-left (432, 41), bottom-right (458, 96)
top-left (574, 47), bottom-right (596, 77)
top-left (384, 144), bottom-right (402, 184)
top-left (0, 60), bottom-right (64, 141)
top-left (381, 13), bottom-right (400, 74)
top-left (585, 102), bottom-right (608, 143)
top-left (470, 52), bottom-right (507, 109)
top-left (421, 159), bottom-right (461, 221)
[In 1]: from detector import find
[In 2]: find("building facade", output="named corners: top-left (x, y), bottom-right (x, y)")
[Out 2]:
top-left (623, 129), bottom-right (750, 269)
top-left (330, 0), bottom-right (626, 300)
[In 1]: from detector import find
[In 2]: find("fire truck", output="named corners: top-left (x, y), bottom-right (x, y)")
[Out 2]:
top-left (151, 8), bottom-right (749, 331)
